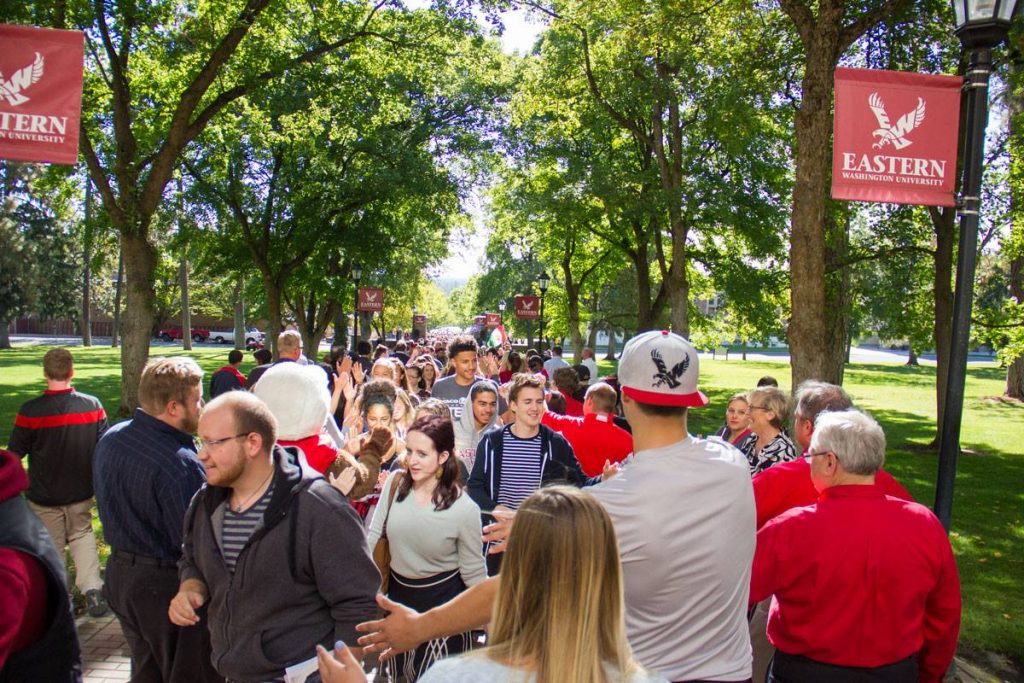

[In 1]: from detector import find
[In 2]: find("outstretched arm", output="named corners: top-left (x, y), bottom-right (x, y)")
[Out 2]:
top-left (356, 578), bottom-right (499, 660)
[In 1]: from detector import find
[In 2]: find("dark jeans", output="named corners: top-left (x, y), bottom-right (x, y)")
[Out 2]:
top-left (768, 650), bottom-right (917, 683)
top-left (104, 552), bottom-right (224, 683)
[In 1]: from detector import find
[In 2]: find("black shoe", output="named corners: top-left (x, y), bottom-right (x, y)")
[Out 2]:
top-left (85, 589), bottom-right (109, 617)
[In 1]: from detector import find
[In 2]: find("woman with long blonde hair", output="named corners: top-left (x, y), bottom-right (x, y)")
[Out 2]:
top-left (418, 486), bottom-right (667, 683)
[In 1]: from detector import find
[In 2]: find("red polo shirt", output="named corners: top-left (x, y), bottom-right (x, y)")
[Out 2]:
top-left (752, 457), bottom-right (912, 529)
top-left (750, 484), bottom-right (961, 682)
top-left (541, 411), bottom-right (633, 476)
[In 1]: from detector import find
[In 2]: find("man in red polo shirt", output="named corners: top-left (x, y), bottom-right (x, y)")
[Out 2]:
top-left (750, 410), bottom-right (960, 682)
top-left (752, 380), bottom-right (911, 529)
top-left (541, 381), bottom-right (633, 477)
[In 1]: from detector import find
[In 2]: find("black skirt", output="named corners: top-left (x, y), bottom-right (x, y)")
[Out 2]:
top-left (383, 569), bottom-right (478, 682)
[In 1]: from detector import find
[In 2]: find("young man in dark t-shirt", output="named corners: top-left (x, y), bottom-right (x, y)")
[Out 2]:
top-left (210, 349), bottom-right (247, 398)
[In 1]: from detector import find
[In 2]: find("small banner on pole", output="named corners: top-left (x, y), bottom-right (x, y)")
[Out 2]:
top-left (357, 287), bottom-right (384, 312)
top-left (473, 314), bottom-right (486, 326)
top-left (413, 314), bottom-right (426, 326)
top-left (832, 67), bottom-right (961, 207)
top-left (485, 313), bottom-right (501, 327)
top-left (514, 296), bottom-right (540, 319)
top-left (0, 24), bottom-right (85, 165)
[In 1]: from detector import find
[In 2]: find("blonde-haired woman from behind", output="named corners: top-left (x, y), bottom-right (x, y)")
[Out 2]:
top-left (417, 486), bottom-right (668, 683)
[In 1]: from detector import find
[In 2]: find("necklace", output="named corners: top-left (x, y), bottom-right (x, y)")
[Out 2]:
top-left (231, 470), bottom-right (274, 513)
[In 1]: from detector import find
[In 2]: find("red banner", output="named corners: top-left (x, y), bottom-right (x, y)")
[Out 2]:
top-left (357, 287), bottom-right (384, 312)
top-left (515, 296), bottom-right (540, 319)
top-left (412, 314), bottom-right (426, 325)
top-left (832, 68), bottom-right (961, 207)
top-left (485, 313), bottom-right (501, 327)
top-left (473, 314), bottom-right (486, 325)
top-left (0, 25), bottom-right (84, 165)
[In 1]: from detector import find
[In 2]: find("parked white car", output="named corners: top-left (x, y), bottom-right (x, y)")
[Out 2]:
top-left (211, 327), bottom-right (264, 346)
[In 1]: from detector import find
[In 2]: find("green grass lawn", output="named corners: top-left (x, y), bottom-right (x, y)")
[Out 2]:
top-left (2, 345), bottom-right (1022, 668)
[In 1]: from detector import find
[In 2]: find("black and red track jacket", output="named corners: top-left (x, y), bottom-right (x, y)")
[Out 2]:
top-left (8, 389), bottom-right (108, 506)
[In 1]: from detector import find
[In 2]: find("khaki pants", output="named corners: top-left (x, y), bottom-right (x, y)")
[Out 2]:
top-left (28, 498), bottom-right (103, 593)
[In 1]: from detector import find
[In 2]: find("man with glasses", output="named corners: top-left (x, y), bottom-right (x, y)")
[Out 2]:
top-left (169, 391), bottom-right (379, 682)
top-left (750, 410), bottom-right (960, 682)
top-left (93, 357), bottom-right (222, 682)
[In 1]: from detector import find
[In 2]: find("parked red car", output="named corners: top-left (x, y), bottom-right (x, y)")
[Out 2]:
top-left (158, 326), bottom-right (210, 343)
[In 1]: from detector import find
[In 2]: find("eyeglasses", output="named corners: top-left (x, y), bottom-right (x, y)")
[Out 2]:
top-left (197, 433), bottom-right (249, 450)
top-left (802, 450), bottom-right (832, 462)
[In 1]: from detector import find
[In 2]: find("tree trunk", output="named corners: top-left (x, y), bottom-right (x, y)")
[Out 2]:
top-left (604, 325), bottom-right (617, 361)
top-left (823, 208), bottom-right (851, 385)
top-left (264, 276), bottom-right (284, 359)
top-left (907, 347), bottom-right (920, 366)
top-left (1007, 357), bottom-right (1024, 399)
top-left (587, 320), bottom-right (599, 350)
top-left (233, 278), bottom-right (244, 351)
top-left (0, 323), bottom-right (10, 350)
top-left (118, 232), bottom-right (158, 415)
top-left (180, 245), bottom-right (192, 351)
top-left (788, 34), bottom-right (841, 389)
top-left (665, 247), bottom-right (690, 338)
top-left (332, 300), bottom-right (348, 351)
top-left (81, 181), bottom-right (92, 347)
top-left (563, 259), bottom-right (584, 359)
top-left (111, 241), bottom-right (124, 349)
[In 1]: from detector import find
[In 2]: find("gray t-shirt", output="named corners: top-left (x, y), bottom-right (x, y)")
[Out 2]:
top-left (419, 655), bottom-right (669, 683)
top-left (430, 376), bottom-right (507, 420)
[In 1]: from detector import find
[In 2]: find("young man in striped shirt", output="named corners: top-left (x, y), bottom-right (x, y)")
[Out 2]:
top-left (467, 374), bottom-right (586, 574)
top-left (170, 391), bottom-right (379, 682)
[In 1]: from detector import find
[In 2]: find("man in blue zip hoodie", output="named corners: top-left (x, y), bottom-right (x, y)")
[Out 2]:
top-left (467, 373), bottom-right (586, 574)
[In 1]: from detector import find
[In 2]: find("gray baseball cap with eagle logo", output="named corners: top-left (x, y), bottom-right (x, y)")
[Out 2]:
top-left (618, 330), bottom-right (709, 407)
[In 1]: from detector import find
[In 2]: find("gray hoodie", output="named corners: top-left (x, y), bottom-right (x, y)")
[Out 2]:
top-left (454, 391), bottom-right (502, 473)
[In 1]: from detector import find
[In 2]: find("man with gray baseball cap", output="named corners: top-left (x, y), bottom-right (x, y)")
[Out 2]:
top-left (590, 330), bottom-right (755, 682)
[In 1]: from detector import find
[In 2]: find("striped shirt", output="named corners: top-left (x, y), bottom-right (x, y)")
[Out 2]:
top-left (496, 430), bottom-right (544, 510)
top-left (222, 482), bottom-right (275, 573)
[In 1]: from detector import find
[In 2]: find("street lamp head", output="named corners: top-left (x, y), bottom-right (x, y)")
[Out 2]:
top-left (498, 300), bottom-right (506, 312)
top-left (352, 262), bottom-right (362, 282)
top-left (952, 0), bottom-right (1019, 47)
top-left (538, 271), bottom-right (550, 294)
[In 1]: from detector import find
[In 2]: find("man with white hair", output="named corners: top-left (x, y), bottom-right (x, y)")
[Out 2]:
top-left (749, 410), bottom-right (961, 683)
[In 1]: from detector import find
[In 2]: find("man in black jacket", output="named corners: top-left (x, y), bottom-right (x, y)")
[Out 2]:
top-left (8, 348), bottom-right (108, 617)
top-left (169, 391), bottom-right (379, 682)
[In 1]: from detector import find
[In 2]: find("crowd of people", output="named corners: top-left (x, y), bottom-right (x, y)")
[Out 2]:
top-left (0, 329), bottom-right (962, 683)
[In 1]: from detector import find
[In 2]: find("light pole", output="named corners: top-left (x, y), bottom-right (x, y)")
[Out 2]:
top-left (351, 262), bottom-right (362, 354)
top-left (537, 271), bottom-right (550, 353)
top-left (935, 0), bottom-right (1019, 531)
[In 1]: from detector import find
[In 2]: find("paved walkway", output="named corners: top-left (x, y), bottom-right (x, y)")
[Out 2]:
top-left (75, 610), bottom-right (1010, 683)
top-left (76, 612), bottom-right (131, 682)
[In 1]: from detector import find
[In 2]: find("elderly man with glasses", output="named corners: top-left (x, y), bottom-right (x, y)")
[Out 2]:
top-left (749, 410), bottom-right (961, 683)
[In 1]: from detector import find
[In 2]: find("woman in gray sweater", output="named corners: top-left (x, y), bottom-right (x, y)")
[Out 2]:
top-left (368, 414), bottom-right (486, 681)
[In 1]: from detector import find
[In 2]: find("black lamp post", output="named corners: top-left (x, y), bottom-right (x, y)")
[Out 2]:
top-left (351, 262), bottom-right (362, 354)
top-left (537, 271), bottom-right (550, 353)
top-left (935, 0), bottom-right (1019, 531)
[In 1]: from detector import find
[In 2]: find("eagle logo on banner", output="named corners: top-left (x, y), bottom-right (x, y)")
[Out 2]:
top-left (651, 349), bottom-right (688, 389)
top-left (0, 52), bottom-right (44, 107)
top-left (868, 92), bottom-right (925, 151)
